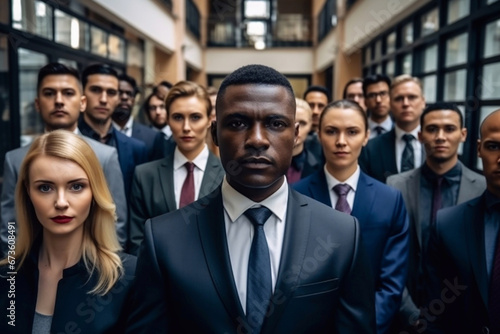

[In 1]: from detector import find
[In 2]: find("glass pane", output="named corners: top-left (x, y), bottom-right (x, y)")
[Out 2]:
top-left (447, 0), bottom-right (470, 24)
top-left (422, 44), bottom-right (438, 73)
top-left (1, 0), bottom-right (8, 24)
top-left (19, 48), bottom-right (47, 146)
top-left (244, 1), bottom-right (270, 19)
top-left (91, 26), bottom-right (107, 57)
top-left (386, 32), bottom-right (396, 54)
top-left (364, 47), bottom-right (371, 64)
top-left (58, 58), bottom-right (77, 68)
top-left (374, 39), bottom-right (382, 60)
top-left (386, 59), bottom-right (395, 78)
top-left (12, 0), bottom-right (53, 39)
top-left (444, 69), bottom-right (466, 101)
top-left (109, 34), bottom-right (125, 62)
top-left (55, 9), bottom-right (89, 51)
top-left (484, 19), bottom-right (500, 58)
top-left (0, 34), bottom-right (11, 175)
top-left (446, 33), bottom-right (468, 67)
top-left (481, 62), bottom-right (500, 99)
top-left (477, 106), bottom-right (500, 170)
top-left (421, 75), bottom-right (437, 103)
top-left (402, 53), bottom-right (412, 74)
top-left (421, 8), bottom-right (439, 37)
top-left (376, 63), bottom-right (382, 74)
top-left (402, 22), bottom-right (413, 46)
top-left (487, 0), bottom-right (498, 4)
top-left (246, 21), bottom-right (266, 35)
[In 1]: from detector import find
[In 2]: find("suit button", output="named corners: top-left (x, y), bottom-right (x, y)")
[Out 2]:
top-left (482, 326), bottom-right (489, 334)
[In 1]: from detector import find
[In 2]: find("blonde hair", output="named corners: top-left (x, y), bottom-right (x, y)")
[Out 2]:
top-left (295, 98), bottom-right (312, 120)
top-left (165, 81), bottom-right (212, 117)
top-left (4, 130), bottom-right (123, 295)
top-left (391, 74), bottom-right (423, 92)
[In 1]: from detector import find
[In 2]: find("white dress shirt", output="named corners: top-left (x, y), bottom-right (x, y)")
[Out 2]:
top-left (173, 145), bottom-right (209, 209)
top-left (368, 117), bottom-right (393, 139)
top-left (112, 117), bottom-right (134, 137)
top-left (324, 165), bottom-right (360, 210)
top-left (394, 125), bottom-right (422, 173)
top-left (222, 176), bottom-right (288, 313)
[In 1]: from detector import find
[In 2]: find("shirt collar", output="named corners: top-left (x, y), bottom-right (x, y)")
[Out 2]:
top-left (421, 161), bottom-right (462, 185)
top-left (173, 144), bottom-right (209, 171)
top-left (324, 164), bottom-right (360, 192)
top-left (368, 117), bottom-right (393, 132)
top-left (221, 175), bottom-right (288, 224)
top-left (395, 124), bottom-right (420, 141)
top-left (112, 117), bottom-right (133, 132)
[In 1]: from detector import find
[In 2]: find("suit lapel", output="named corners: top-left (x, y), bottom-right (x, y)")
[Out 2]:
top-left (457, 162), bottom-right (478, 203)
top-left (197, 188), bottom-right (246, 323)
top-left (466, 195), bottom-right (489, 306)
top-left (263, 189), bottom-right (311, 334)
top-left (199, 152), bottom-right (224, 198)
top-left (308, 169), bottom-right (332, 206)
top-left (158, 154), bottom-right (177, 211)
top-left (351, 172), bottom-right (374, 221)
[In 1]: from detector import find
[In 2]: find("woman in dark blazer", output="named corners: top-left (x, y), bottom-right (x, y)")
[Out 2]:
top-left (0, 130), bottom-right (136, 333)
top-left (293, 100), bottom-right (409, 334)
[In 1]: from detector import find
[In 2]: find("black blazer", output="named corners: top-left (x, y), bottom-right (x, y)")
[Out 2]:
top-left (359, 129), bottom-right (398, 183)
top-left (131, 121), bottom-right (165, 161)
top-left (0, 246), bottom-right (136, 333)
top-left (126, 187), bottom-right (376, 333)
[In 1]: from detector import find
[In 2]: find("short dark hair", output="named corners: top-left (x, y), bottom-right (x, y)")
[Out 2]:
top-left (362, 74), bottom-right (391, 97)
top-left (82, 63), bottom-right (118, 89)
top-left (118, 73), bottom-right (138, 95)
top-left (217, 64), bottom-right (296, 112)
top-left (37, 62), bottom-right (80, 93)
top-left (342, 78), bottom-right (363, 99)
top-left (421, 102), bottom-right (463, 128)
top-left (319, 99), bottom-right (368, 131)
top-left (303, 85), bottom-right (331, 102)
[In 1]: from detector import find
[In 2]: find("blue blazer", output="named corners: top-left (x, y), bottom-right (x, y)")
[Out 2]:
top-left (131, 121), bottom-right (165, 161)
top-left (114, 128), bottom-right (148, 195)
top-left (293, 169), bottom-right (409, 334)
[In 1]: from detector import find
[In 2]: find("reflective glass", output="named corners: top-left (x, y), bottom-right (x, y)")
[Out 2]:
top-left (484, 19), bottom-right (500, 58)
top-left (12, 0), bottom-right (52, 39)
top-left (444, 69), bottom-right (466, 101)
top-left (445, 33), bottom-right (468, 67)
top-left (421, 8), bottom-right (439, 37)
top-left (480, 62), bottom-right (500, 99)
top-left (447, 0), bottom-right (470, 24)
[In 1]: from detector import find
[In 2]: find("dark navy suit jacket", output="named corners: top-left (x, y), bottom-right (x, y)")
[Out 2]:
top-left (359, 128), bottom-right (398, 183)
top-left (131, 121), bottom-right (165, 161)
top-left (114, 128), bottom-right (148, 195)
top-left (293, 169), bottom-right (409, 333)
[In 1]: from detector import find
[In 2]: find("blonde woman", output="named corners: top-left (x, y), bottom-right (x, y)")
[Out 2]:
top-left (0, 130), bottom-right (136, 333)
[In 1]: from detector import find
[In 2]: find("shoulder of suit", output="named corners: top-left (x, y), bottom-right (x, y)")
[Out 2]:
top-left (387, 168), bottom-right (419, 185)
top-left (439, 193), bottom-right (484, 221)
top-left (116, 130), bottom-right (147, 149)
top-left (292, 171), bottom-right (319, 191)
top-left (134, 157), bottom-right (167, 175)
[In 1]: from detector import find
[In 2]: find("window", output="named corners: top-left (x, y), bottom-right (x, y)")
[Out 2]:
top-left (446, 33), bottom-right (468, 67)
top-left (447, 0), bottom-right (470, 24)
top-left (386, 32), bottom-right (396, 54)
top-left (91, 26), bottom-right (107, 57)
top-left (421, 75), bottom-right (437, 102)
top-left (402, 22), bottom-right (413, 46)
top-left (444, 69), bottom-right (466, 101)
top-left (422, 44), bottom-right (438, 72)
top-left (55, 9), bottom-right (89, 51)
top-left (386, 59), bottom-right (395, 78)
top-left (421, 8), bottom-right (439, 37)
top-left (374, 39), bottom-right (382, 60)
top-left (480, 63), bottom-right (500, 100)
top-left (12, 0), bottom-right (53, 39)
top-left (484, 18), bottom-right (500, 58)
top-left (1, 0), bottom-right (8, 24)
top-left (109, 34), bottom-right (125, 62)
top-left (402, 53), bottom-right (412, 74)
top-left (244, 1), bottom-right (270, 18)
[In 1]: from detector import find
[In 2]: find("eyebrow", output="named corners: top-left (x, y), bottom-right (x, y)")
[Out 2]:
top-left (33, 178), bottom-right (89, 184)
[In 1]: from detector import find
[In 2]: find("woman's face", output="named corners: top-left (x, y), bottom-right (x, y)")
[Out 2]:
top-left (28, 156), bottom-right (93, 239)
top-left (319, 107), bottom-right (369, 174)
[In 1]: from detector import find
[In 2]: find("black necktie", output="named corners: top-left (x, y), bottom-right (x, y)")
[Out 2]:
top-left (431, 177), bottom-right (443, 224)
top-left (245, 207), bottom-right (273, 334)
top-left (401, 134), bottom-right (415, 172)
top-left (375, 126), bottom-right (384, 136)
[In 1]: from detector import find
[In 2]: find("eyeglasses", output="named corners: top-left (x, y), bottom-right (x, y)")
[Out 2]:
top-left (366, 91), bottom-right (389, 100)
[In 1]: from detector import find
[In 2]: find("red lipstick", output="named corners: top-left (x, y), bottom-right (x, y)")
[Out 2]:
top-left (51, 216), bottom-right (73, 224)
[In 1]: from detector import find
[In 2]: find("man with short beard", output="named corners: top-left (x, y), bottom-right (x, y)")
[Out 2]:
top-left (112, 74), bottom-right (164, 161)
top-left (387, 102), bottom-right (486, 332)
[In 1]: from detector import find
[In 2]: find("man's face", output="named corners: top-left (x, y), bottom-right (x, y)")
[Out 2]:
top-left (83, 74), bottom-right (119, 123)
top-left (294, 106), bottom-right (312, 150)
top-left (345, 82), bottom-right (366, 111)
top-left (305, 91), bottom-right (328, 132)
top-left (419, 110), bottom-right (466, 164)
top-left (213, 84), bottom-right (298, 201)
top-left (148, 95), bottom-right (167, 129)
top-left (35, 74), bottom-right (86, 132)
top-left (390, 81), bottom-right (426, 129)
top-left (113, 80), bottom-right (135, 123)
top-left (478, 111), bottom-right (500, 197)
top-left (365, 81), bottom-right (390, 121)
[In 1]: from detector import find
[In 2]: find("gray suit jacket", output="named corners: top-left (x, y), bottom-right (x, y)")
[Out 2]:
top-left (386, 161), bottom-right (486, 325)
top-left (0, 136), bottom-right (128, 256)
top-left (128, 150), bottom-right (224, 255)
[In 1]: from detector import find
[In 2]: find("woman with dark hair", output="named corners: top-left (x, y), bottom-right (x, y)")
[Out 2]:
top-left (0, 130), bottom-right (136, 333)
top-left (293, 100), bottom-right (409, 334)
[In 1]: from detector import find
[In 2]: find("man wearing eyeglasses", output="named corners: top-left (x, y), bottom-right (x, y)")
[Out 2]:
top-left (112, 74), bottom-right (164, 161)
top-left (79, 64), bottom-right (147, 199)
top-left (360, 75), bottom-right (426, 183)
top-left (363, 74), bottom-right (393, 139)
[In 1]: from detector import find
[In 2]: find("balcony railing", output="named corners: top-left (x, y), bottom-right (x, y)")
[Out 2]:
top-left (207, 14), bottom-right (312, 48)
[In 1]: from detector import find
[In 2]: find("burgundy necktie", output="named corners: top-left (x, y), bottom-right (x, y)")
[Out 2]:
top-left (179, 162), bottom-right (195, 208)
top-left (490, 228), bottom-right (500, 333)
top-left (333, 184), bottom-right (351, 214)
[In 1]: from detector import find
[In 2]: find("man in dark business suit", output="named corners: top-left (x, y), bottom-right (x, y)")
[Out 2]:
top-left (425, 109), bottom-right (500, 334)
top-left (387, 103), bottom-right (485, 332)
top-left (126, 65), bottom-right (376, 333)
top-left (112, 74), bottom-right (164, 161)
top-left (360, 75), bottom-right (426, 183)
top-left (128, 81), bottom-right (224, 255)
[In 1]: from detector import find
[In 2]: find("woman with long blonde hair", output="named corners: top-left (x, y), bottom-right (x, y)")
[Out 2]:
top-left (0, 130), bottom-right (136, 333)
